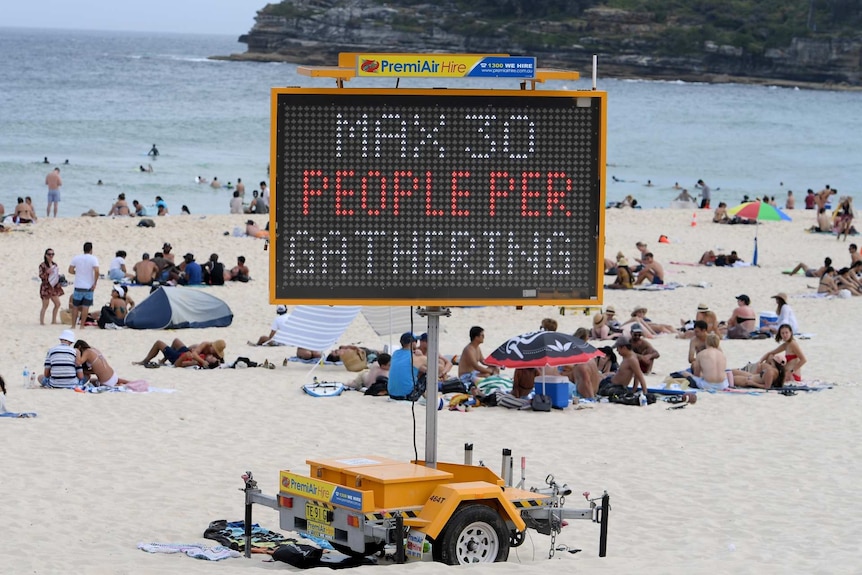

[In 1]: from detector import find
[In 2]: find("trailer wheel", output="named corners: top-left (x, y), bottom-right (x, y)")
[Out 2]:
top-left (438, 504), bottom-right (510, 565)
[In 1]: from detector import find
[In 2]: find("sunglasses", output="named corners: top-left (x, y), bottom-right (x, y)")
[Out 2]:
top-left (46, 252), bottom-right (55, 256)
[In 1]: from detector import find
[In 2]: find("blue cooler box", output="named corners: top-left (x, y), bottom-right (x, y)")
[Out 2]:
top-left (759, 312), bottom-right (778, 330)
top-left (534, 377), bottom-right (570, 409)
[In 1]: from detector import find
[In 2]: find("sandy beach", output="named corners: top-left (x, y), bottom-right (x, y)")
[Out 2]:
top-left (2, 208), bottom-right (861, 574)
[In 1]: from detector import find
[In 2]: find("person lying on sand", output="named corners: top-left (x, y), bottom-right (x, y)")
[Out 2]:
top-left (134, 338), bottom-right (224, 368)
top-left (731, 353), bottom-right (787, 389)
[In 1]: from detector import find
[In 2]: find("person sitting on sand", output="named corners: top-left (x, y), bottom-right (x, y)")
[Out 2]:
top-left (203, 253), bottom-right (225, 286)
top-left (731, 352), bottom-right (786, 389)
top-left (629, 324), bottom-right (660, 374)
top-left (132, 252), bottom-right (159, 285)
top-left (759, 292), bottom-right (799, 335)
top-left (226, 256), bottom-right (250, 282)
top-left (759, 324), bottom-right (806, 382)
top-left (634, 252), bottom-right (664, 285)
top-left (388, 332), bottom-right (428, 400)
top-left (252, 304), bottom-right (289, 346)
top-left (785, 257), bottom-right (831, 278)
top-left (835, 264), bottom-right (862, 295)
top-left (685, 333), bottom-right (728, 391)
top-left (73, 340), bottom-right (128, 387)
top-left (107, 250), bottom-right (134, 282)
top-left (13, 197), bottom-right (37, 224)
top-left (109, 193), bottom-right (130, 216)
top-left (97, 285), bottom-right (135, 328)
top-left (678, 304), bottom-right (723, 339)
top-left (726, 294), bottom-right (757, 339)
top-left (589, 312), bottom-right (610, 340)
top-left (38, 330), bottom-right (84, 388)
top-left (135, 338), bottom-right (225, 368)
top-left (457, 326), bottom-right (499, 390)
top-left (512, 367), bottom-right (539, 399)
top-left (606, 254), bottom-right (633, 289)
top-left (817, 267), bottom-right (843, 295)
top-left (713, 202), bottom-right (730, 223)
top-left (599, 337), bottom-right (647, 395)
top-left (418, 332), bottom-right (453, 381)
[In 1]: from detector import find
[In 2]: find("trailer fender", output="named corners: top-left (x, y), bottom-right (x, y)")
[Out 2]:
top-left (416, 482), bottom-right (526, 539)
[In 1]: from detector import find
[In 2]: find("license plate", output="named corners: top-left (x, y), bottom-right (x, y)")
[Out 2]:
top-left (306, 503), bottom-right (332, 524)
top-left (306, 521), bottom-right (335, 539)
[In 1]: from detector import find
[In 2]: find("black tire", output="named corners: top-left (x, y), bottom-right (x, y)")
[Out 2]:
top-left (438, 504), bottom-right (510, 565)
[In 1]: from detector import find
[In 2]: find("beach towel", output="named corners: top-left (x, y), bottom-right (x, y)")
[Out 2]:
top-left (203, 519), bottom-right (296, 554)
top-left (287, 356), bottom-right (343, 366)
top-left (137, 542), bottom-right (240, 561)
top-left (0, 412), bottom-right (37, 418)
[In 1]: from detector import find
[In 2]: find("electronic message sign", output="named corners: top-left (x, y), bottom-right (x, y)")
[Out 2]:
top-left (270, 88), bottom-right (606, 305)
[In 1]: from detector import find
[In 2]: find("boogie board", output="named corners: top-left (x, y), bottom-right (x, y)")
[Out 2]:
top-left (303, 382), bottom-right (345, 397)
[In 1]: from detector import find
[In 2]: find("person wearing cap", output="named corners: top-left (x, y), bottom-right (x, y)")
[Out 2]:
top-left (178, 253), bottom-right (202, 285)
top-left (417, 332), bottom-right (453, 381)
top-left (252, 305), bottom-right (290, 346)
top-left (731, 352), bottom-right (787, 389)
top-left (457, 326), bottom-right (499, 389)
top-left (389, 332), bottom-right (427, 400)
top-left (97, 285), bottom-right (135, 328)
top-left (759, 292), bottom-right (799, 335)
top-left (203, 253), bottom-right (225, 286)
top-left (599, 337), bottom-right (647, 395)
top-left (161, 243), bottom-right (175, 264)
top-left (727, 294), bottom-right (757, 339)
top-left (38, 330), bottom-right (84, 388)
top-left (634, 252), bottom-right (664, 286)
top-left (629, 324), bottom-right (660, 374)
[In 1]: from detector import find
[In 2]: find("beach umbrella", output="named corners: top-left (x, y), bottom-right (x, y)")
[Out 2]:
top-left (725, 201), bottom-right (792, 265)
top-left (484, 331), bottom-right (603, 369)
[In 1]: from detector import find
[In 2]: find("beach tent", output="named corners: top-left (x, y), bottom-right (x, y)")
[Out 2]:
top-left (361, 306), bottom-right (426, 338)
top-left (124, 286), bottom-right (233, 329)
top-left (270, 306), bottom-right (362, 350)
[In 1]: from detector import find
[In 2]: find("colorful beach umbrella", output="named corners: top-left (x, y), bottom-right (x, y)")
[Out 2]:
top-left (484, 331), bottom-right (603, 369)
top-left (727, 201), bottom-right (792, 222)
top-left (725, 201), bottom-right (791, 265)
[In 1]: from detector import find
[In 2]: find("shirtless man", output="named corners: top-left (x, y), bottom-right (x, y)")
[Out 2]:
top-left (687, 334), bottom-right (728, 391)
top-left (785, 257), bottom-right (831, 278)
top-left (109, 193), bottom-right (130, 216)
top-left (815, 185), bottom-right (836, 211)
top-left (634, 252), bottom-right (664, 285)
top-left (418, 332), bottom-right (453, 380)
top-left (458, 326), bottom-right (499, 384)
top-left (849, 244), bottom-right (862, 265)
top-left (816, 208), bottom-right (832, 232)
top-left (132, 253), bottom-right (159, 285)
top-left (687, 320), bottom-right (709, 370)
top-left (563, 359), bottom-right (600, 399)
top-left (13, 196), bottom-right (38, 223)
top-left (235, 178), bottom-right (246, 196)
top-left (629, 324), bottom-right (660, 373)
top-left (603, 337), bottom-right (647, 394)
top-left (45, 167), bottom-right (62, 217)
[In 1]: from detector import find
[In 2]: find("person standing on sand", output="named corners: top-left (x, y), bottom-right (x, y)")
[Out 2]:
top-left (38, 248), bottom-right (64, 325)
top-left (68, 242), bottom-right (99, 329)
top-left (45, 167), bottom-right (62, 217)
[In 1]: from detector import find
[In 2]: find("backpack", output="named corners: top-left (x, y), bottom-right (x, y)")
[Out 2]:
top-left (531, 394), bottom-right (552, 411)
top-left (440, 378), bottom-right (467, 395)
top-left (364, 375), bottom-right (389, 396)
top-left (406, 374), bottom-right (427, 402)
top-left (496, 393), bottom-right (531, 410)
top-left (610, 391), bottom-right (657, 406)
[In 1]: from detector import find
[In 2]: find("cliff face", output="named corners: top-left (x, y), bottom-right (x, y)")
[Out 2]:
top-left (227, 1), bottom-right (862, 87)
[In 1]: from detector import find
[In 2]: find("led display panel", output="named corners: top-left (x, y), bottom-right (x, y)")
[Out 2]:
top-left (271, 88), bottom-right (606, 305)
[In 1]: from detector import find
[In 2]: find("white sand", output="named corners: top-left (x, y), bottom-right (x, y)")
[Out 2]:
top-left (2, 210), bottom-right (861, 574)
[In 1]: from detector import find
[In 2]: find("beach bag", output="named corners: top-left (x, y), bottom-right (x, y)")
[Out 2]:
top-left (364, 376), bottom-right (389, 396)
top-left (610, 391), bottom-right (657, 406)
top-left (137, 218), bottom-right (156, 228)
top-left (440, 378), bottom-right (467, 395)
top-left (531, 394), bottom-right (552, 412)
top-left (341, 348), bottom-right (367, 372)
top-left (497, 393), bottom-right (531, 410)
top-left (406, 374), bottom-right (427, 402)
top-left (272, 543), bottom-right (323, 569)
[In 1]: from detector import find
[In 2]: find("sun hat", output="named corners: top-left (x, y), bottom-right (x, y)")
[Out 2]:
top-left (400, 332), bottom-right (416, 346)
top-left (59, 329), bottom-right (76, 343)
top-left (632, 306), bottom-right (647, 316)
top-left (113, 285), bottom-right (125, 298)
top-left (605, 306), bottom-right (616, 315)
top-left (616, 255), bottom-right (629, 267)
top-left (212, 340), bottom-right (226, 358)
top-left (276, 304), bottom-right (287, 315)
top-left (593, 313), bottom-right (605, 326)
top-left (697, 303), bottom-right (709, 312)
top-left (772, 292), bottom-right (788, 303)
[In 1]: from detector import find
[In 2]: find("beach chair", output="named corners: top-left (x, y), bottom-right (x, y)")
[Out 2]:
top-left (267, 305), bottom-right (362, 377)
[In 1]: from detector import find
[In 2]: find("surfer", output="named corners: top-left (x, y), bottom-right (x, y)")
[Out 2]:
top-left (148, 144), bottom-right (159, 157)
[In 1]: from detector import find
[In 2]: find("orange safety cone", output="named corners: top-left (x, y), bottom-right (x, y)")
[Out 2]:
top-left (658, 235), bottom-right (670, 244)
top-left (691, 212), bottom-right (697, 227)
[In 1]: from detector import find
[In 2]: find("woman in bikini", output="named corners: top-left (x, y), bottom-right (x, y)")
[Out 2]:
top-left (606, 253), bottom-right (633, 290)
top-left (726, 294), bottom-right (757, 339)
top-left (759, 324), bottom-right (806, 382)
top-left (731, 353), bottom-right (787, 389)
top-left (74, 340), bottom-right (129, 387)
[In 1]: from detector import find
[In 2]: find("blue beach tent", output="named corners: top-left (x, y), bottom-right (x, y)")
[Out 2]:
top-left (124, 286), bottom-right (233, 329)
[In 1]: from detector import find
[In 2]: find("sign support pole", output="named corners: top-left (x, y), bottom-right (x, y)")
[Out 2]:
top-left (418, 306), bottom-right (451, 468)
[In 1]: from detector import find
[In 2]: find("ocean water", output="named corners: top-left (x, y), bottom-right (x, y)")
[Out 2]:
top-left (1, 27), bottom-right (860, 217)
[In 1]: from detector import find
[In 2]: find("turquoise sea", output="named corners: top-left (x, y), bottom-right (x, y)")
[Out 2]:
top-left (1, 27), bottom-right (859, 217)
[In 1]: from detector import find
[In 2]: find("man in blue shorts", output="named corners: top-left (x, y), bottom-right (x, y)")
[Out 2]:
top-left (68, 242), bottom-right (100, 329)
top-left (45, 167), bottom-right (62, 217)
